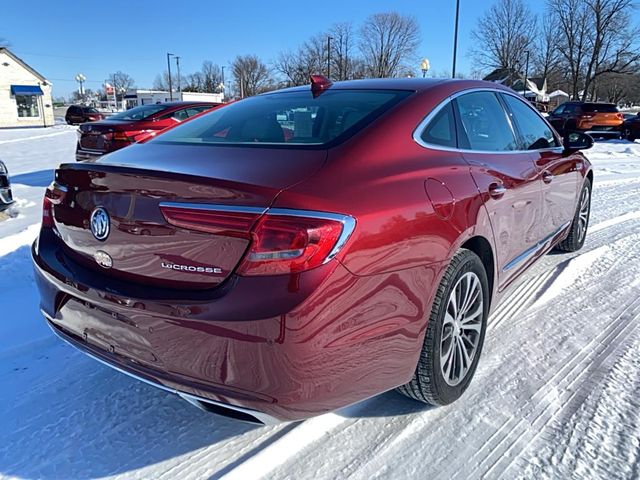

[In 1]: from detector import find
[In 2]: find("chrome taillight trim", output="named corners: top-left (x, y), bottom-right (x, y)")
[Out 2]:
top-left (158, 203), bottom-right (357, 264)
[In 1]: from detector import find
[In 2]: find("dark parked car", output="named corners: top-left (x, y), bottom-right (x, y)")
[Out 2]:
top-left (547, 101), bottom-right (624, 138)
top-left (622, 112), bottom-right (640, 141)
top-left (0, 160), bottom-right (14, 212)
top-left (75, 102), bottom-right (219, 161)
top-left (65, 105), bottom-right (104, 125)
top-left (33, 77), bottom-right (593, 423)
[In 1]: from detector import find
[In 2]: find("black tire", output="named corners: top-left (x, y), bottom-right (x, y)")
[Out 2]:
top-left (396, 248), bottom-right (489, 406)
top-left (555, 178), bottom-right (592, 253)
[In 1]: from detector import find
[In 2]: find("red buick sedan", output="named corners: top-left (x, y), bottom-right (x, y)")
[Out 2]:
top-left (33, 77), bottom-right (593, 423)
top-left (75, 101), bottom-right (220, 161)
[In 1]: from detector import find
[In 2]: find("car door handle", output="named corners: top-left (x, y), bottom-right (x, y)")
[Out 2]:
top-left (542, 171), bottom-right (554, 184)
top-left (488, 183), bottom-right (507, 198)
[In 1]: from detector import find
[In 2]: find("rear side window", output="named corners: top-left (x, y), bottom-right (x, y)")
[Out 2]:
top-left (420, 102), bottom-right (456, 148)
top-left (152, 90), bottom-right (412, 147)
top-left (582, 103), bottom-right (618, 113)
top-left (454, 92), bottom-right (518, 152)
top-left (502, 94), bottom-right (558, 150)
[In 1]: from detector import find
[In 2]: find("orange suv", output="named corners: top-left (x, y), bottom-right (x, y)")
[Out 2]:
top-left (547, 102), bottom-right (623, 138)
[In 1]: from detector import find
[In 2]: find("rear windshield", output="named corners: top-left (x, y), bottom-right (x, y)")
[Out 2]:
top-left (582, 103), bottom-right (618, 113)
top-left (152, 89), bottom-right (412, 147)
top-left (83, 107), bottom-right (99, 113)
top-left (108, 104), bottom-right (167, 121)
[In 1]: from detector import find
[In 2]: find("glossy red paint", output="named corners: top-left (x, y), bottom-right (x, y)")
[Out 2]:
top-left (33, 78), bottom-right (592, 422)
top-left (75, 102), bottom-right (222, 161)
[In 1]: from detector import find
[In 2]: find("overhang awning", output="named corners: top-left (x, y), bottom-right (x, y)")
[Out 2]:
top-left (10, 85), bottom-right (44, 96)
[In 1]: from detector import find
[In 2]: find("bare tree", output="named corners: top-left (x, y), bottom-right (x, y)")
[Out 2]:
top-left (231, 55), bottom-right (272, 98)
top-left (329, 22), bottom-right (362, 80)
top-left (533, 12), bottom-right (562, 84)
top-left (471, 0), bottom-right (537, 71)
top-left (107, 71), bottom-right (135, 101)
top-left (580, 0), bottom-right (640, 101)
top-left (152, 71), bottom-right (184, 92)
top-left (201, 61), bottom-right (224, 93)
top-left (359, 12), bottom-right (420, 78)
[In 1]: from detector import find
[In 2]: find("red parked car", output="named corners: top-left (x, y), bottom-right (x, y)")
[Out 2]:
top-left (33, 77), bottom-right (593, 423)
top-left (75, 102), bottom-right (219, 161)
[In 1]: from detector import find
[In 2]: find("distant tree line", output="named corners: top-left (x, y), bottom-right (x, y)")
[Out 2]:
top-left (148, 11), bottom-right (421, 99)
top-left (471, 0), bottom-right (640, 104)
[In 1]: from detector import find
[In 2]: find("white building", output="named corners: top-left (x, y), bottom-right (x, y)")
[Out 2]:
top-left (124, 89), bottom-right (223, 108)
top-left (0, 48), bottom-right (54, 128)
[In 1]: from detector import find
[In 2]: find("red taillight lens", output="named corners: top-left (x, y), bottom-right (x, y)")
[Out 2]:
top-left (42, 196), bottom-right (54, 228)
top-left (42, 181), bottom-right (67, 228)
top-left (112, 131), bottom-right (139, 142)
top-left (160, 205), bottom-right (261, 237)
top-left (617, 113), bottom-right (624, 120)
top-left (237, 215), bottom-right (346, 276)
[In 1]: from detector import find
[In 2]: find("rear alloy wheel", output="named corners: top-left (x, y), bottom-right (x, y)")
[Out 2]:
top-left (397, 249), bottom-right (489, 406)
top-left (555, 178), bottom-right (591, 253)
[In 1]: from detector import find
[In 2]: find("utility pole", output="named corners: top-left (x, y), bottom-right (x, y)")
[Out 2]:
top-left (167, 53), bottom-right (174, 101)
top-left (175, 56), bottom-right (181, 94)
top-left (327, 36), bottom-right (332, 78)
top-left (221, 66), bottom-right (225, 101)
top-left (524, 50), bottom-right (530, 96)
top-left (452, 0), bottom-right (460, 78)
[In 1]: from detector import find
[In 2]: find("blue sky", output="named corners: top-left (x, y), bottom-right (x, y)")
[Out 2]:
top-left (2, 0), bottom-right (539, 98)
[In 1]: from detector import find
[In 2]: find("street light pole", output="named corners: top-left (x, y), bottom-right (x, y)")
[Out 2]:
top-left (166, 53), bottom-right (174, 101)
top-left (175, 56), bottom-right (181, 94)
top-left (524, 50), bottom-right (530, 95)
top-left (327, 36), bottom-right (332, 78)
top-left (452, 0), bottom-right (460, 78)
top-left (75, 73), bottom-right (86, 100)
top-left (221, 66), bottom-right (225, 101)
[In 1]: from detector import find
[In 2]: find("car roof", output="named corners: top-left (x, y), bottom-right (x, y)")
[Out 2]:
top-left (266, 78), bottom-right (513, 95)
top-left (158, 101), bottom-right (219, 107)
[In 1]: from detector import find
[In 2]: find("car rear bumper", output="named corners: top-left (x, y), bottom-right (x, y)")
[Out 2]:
top-left (76, 147), bottom-right (105, 161)
top-left (32, 229), bottom-right (433, 421)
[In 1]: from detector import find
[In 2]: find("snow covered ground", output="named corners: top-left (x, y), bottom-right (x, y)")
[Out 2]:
top-left (1, 127), bottom-right (640, 479)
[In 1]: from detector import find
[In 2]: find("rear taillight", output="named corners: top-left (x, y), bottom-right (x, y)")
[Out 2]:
top-left (160, 204), bottom-right (262, 237)
top-left (616, 113), bottom-right (624, 120)
top-left (237, 211), bottom-right (354, 276)
top-left (112, 131), bottom-right (140, 143)
top-left (42, 196), bottom-right (54, 228)
top-left (42, 181), bottom-right (67, 228)
top-left (159, 203), bottom-right (356, 276)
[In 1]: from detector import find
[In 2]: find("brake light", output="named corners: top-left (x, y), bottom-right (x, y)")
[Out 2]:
top-left (112, 131), bottom-right (140, 142)
top-left (616, 113), bottom-right (624, 120)
top-left (42, 196), bottom-right (54, 228)
top-left (159, 204), bottom-right (262, 237)
top-left (237, 213), bottom-right (353, 276)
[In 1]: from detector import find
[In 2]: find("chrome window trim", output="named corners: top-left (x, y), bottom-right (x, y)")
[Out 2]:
top-left (412, 87), bottom-right (563, 155)
top-left (158, 203), bottom-right (357, 264)
top-left (42, 311), bottom-right (280, 425)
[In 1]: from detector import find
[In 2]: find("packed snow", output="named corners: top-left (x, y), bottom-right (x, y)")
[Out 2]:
top-left (1, 125), bottom-right (640, 479)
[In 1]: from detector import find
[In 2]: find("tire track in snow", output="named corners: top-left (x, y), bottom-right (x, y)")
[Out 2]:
top-left (454, 296), bottom-right (640, 479)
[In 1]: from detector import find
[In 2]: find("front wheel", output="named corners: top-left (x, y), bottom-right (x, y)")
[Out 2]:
top-left (555, 178), bottom-right (592, 253)
top-left (396, 249), bottom-right (489, 406)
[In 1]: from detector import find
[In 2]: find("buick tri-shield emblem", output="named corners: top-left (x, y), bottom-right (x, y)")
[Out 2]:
top-left (90, 207), bottom-right (110, 241)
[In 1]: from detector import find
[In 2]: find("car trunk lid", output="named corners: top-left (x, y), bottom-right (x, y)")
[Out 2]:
top-left (52, 143), bottom-right (327, 289)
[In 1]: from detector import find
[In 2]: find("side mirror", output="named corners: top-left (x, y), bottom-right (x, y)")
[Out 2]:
top-left (563, 131), bottom-right (593, 153)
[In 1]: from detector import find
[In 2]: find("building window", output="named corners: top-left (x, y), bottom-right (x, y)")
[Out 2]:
top-left (16, 95), bottom-right (40, 117)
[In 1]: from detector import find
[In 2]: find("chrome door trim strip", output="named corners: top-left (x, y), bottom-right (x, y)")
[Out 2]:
top-left (502, 221), bottom-right (571, 272)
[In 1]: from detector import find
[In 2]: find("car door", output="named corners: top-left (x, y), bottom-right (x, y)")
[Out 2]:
top-left (454, 91), bottom-right (543, 288)
top-left (68, 106), bottom-right (80, 123)
top-left (501, 93), bottom-right (581, 241)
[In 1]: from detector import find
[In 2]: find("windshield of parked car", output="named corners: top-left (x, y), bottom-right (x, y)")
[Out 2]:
top-left (108, 105), bottom-right (167, 121)
top-left (582, 103), bottom-right (618, 113)
top-left (151, 89), bottom-right (412, 147)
